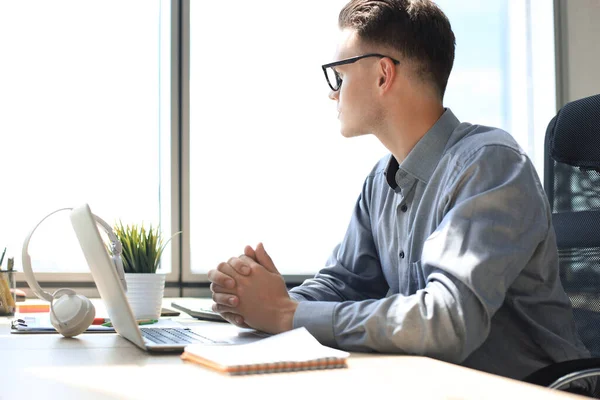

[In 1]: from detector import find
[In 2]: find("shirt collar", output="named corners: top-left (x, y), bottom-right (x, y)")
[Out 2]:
top-left (384, 108), bottom-right (460, 190)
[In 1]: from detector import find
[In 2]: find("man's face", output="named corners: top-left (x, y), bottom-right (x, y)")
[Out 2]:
top-left (328, 29), bottom-right (382, 138)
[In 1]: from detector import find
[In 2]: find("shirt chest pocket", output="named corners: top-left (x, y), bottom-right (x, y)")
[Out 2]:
top-left (398, 259), bottom-right (427, 296)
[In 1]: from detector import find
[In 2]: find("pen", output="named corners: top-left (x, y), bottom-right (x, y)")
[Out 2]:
top-left (101, 319), bottom-right (158, 327)
top-left (0, 247), bottom-right (6, 268)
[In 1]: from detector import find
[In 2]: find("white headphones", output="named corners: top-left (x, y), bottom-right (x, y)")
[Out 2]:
top-left (21, 207), bottom-right (127, 338)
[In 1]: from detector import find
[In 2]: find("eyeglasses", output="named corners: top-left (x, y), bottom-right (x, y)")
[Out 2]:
top-left (321, 53), bottom-right (400, 92)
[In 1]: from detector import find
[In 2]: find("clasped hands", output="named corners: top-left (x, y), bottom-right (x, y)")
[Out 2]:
top-left (207, 242), bottom-right (298, 334)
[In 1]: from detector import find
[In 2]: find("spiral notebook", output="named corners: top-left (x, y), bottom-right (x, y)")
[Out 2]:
top-left (181, 327), bottom-right (349, 375)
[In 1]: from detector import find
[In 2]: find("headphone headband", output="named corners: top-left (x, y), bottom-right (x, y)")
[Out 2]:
top-left (21, 207), bottom-right (125, 302)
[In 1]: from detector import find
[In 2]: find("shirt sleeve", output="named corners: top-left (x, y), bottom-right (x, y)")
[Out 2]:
top-left (291, 145), bottom-right (550, 364)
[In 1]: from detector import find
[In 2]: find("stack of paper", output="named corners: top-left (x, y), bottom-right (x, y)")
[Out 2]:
top-left (10, 314), bottom-right (116, 334)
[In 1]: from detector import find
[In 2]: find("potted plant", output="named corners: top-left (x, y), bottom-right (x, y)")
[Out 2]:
top-left (112, 222), bottom-right (180, 320)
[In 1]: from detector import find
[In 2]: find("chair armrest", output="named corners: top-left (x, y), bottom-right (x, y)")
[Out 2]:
top-left (524, 357), bottom-right (600, 393)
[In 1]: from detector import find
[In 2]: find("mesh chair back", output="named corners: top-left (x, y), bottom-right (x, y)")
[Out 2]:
top-left (544, 94), bottom-right (600, 357)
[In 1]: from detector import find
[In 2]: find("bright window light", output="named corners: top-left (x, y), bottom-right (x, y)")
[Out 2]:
top-left (0, 0), bottom-right (171, 274)
top-left (189, 0), bottom-right (555, 276)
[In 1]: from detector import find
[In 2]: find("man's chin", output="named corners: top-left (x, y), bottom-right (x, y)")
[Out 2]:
top-left (340, 126), bottom-right (367, 138)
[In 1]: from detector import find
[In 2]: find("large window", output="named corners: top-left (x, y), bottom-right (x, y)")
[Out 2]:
top-left (1, 0), bottom-right (556, 287)
top-left (187, 0), bottom-right (556, 277)
top-left (188, 0), bottom-right (382, 277)
top-left (0, 1), bottom-right (172, 278)
top-left (440, 0), bottom-right (556, 175)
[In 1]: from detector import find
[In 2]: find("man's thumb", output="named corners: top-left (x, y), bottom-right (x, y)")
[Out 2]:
top-left (244, 245), bottom-right (257, 260)
top-left (256, 242), bottom-right (278, 273)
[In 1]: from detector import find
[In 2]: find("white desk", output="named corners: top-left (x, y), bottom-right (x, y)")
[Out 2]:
top-left (0, 300), bottom-right (588, 400)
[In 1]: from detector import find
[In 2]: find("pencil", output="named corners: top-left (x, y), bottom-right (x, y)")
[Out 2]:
top-left (0, 273), bottom-right (15, 313)
top-left (0, 277), bottom-right (7, 314)
top-left (0, 247), bottom-right (6, 268)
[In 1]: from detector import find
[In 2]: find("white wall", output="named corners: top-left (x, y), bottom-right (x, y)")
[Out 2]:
top-left (555, 0), bottom-right (600, 106)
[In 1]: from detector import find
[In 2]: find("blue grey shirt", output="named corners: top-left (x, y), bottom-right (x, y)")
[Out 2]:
top-left (289, 109), bottom-right (589, 380)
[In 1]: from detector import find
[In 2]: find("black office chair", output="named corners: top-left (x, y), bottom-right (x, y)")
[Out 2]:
top-left (523, 93), bottom-right (600, 397)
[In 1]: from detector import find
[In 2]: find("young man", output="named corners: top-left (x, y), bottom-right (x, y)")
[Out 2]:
top-left (207, 0), bottom-right (590, 385)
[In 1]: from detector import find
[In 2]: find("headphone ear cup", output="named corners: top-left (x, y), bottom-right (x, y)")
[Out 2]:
top-left (50, 291), bottom-right (96, 337)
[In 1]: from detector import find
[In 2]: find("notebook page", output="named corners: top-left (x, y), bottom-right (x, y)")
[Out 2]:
top-left (184, 327), bottom-right (349, 367)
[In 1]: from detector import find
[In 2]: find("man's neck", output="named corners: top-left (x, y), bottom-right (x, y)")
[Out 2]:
top-left (374, 102), bottom-right (445, 163)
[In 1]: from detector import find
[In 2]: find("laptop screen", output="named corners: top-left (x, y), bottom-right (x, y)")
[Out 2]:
top-left (69, 203), bottom-right (146, 349)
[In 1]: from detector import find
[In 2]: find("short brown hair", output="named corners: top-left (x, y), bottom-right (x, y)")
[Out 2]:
top-left (339, 0), bottom-right (455, 99)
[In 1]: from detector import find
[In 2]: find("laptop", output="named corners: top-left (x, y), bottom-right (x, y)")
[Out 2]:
top-left (69, 203), bottom-right (264, 352)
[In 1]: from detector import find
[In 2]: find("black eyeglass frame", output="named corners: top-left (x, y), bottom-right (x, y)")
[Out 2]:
top-left (321, 53), bottom-right (400, 92)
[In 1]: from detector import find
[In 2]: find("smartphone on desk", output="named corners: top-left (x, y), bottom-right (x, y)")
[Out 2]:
top-left (170, 299), bottom-right (227, 322)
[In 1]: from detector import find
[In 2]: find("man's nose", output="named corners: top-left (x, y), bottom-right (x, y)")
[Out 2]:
top-left (328, 89), bottom-right (339, 101)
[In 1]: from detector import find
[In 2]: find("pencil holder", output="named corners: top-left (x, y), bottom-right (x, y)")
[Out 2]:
top-left (0, 271), bottom-right (16, 316)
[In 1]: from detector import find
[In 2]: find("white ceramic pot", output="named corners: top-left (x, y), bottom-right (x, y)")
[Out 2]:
top-left (124, 273), bottom-right (166, 320)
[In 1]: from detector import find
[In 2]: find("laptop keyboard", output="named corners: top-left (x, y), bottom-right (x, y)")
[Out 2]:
top-left (140, 327), bottom-right (217, 345)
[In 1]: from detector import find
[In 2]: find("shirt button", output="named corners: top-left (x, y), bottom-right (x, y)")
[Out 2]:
top-left (399, 250), bottom-right (405, 259)
top-left (401, 204), bottom-right (408, 212)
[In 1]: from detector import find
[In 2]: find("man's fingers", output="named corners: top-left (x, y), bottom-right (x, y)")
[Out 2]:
top-left (239, 244), bottom-right (278, 274)
top-left (211, 303), bottom-right (248, 327)
top-left (220, 312), bottom-right (249, 328)
top-left (208, 264), bottom-right (236, 289)
top-left (212, 302), bottom-right (236, 314)
top-left (255, 242), bottom-right (279, 274)
top-left (239, 255), bottom-right (262, 271)
top-left (238, 253), bottom-right (278, 275)
top-left (210, 282), bottom-right (236, 295)
top-left (212, 292), bottom-right (239, 307)
top-left (244, 245), bottom-right (257, 260)
top-left (226, 256), bottom-right (251, 276)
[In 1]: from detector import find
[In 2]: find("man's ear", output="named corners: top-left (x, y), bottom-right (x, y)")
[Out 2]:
top-left (378, 58), bottom-right (397, 93)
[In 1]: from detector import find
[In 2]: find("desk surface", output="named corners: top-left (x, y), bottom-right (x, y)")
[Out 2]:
top-left (0, 299), bottom-right (587, 400)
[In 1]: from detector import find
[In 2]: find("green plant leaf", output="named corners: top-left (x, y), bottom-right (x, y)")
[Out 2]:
top-left (111, 220), bottom-right (181, 274)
